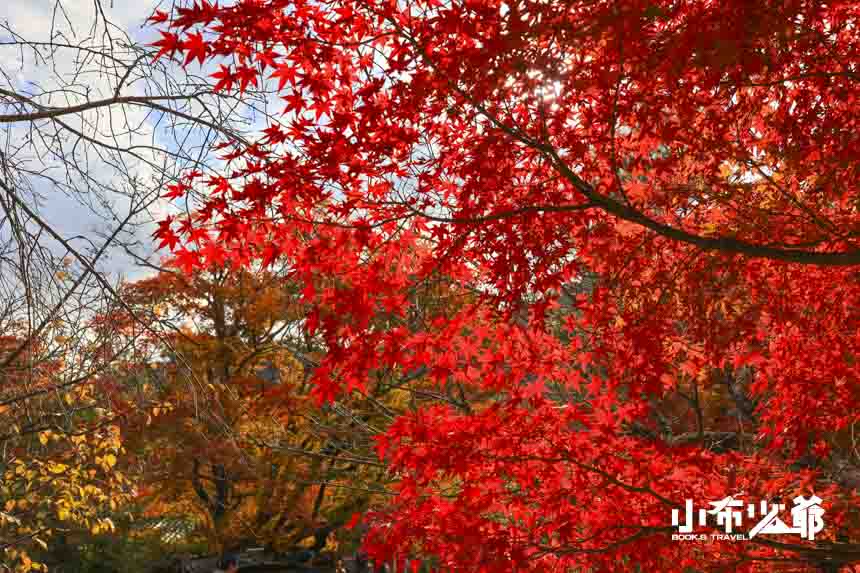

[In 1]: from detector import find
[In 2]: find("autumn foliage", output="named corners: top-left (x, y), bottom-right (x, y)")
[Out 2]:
top-left (118, 266), bottom-right (390, 555)
top-left (147, 1), bottom-right (860, 571)
top-left (1, 327), bottom-right (131, 571)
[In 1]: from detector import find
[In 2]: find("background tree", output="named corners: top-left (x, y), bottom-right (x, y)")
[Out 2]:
top-left (1, 310), bottom-right (132, 571)
top-left (118, 263), bottom-right (396, 559)
top-left (0, 0), bottom-right (264, 568)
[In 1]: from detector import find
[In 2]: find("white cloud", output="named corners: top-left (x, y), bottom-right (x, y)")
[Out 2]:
top-left (0, 0), bottom-right (203, 281)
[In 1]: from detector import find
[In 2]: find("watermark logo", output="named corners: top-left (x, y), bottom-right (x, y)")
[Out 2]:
top-left (671, 494), bottom-right (824, 542)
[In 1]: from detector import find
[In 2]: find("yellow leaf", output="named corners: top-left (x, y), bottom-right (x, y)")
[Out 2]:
top-left (47, 463), bottom-right (67, 475)
top-left (104, 454), bottom-right (117, 468)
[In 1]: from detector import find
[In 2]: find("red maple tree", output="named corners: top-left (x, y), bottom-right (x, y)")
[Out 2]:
top-left (151, 1), bottom-right (859, 571)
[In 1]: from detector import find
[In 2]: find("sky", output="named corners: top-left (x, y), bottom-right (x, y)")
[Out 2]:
top-left (0, 0), bottom-right (293, 298)
top-left (0, 0), bottom-right (195, 283)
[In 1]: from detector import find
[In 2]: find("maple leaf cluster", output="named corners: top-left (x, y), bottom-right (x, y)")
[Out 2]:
top-left (149, 1), bottom-right (859, 571)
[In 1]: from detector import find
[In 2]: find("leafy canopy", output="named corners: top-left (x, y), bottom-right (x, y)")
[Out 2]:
top-left (151, 1), bottom-right (859, 571)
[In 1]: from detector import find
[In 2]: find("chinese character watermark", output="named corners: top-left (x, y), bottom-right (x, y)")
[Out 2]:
top-left (671, 495), bottom-right (824, 542)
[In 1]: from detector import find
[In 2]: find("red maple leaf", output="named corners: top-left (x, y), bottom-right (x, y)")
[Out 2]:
top-left (151, 31), bottom-right (182, 61)
top-left (182, 31), bottom-right (207, 67)
top-left (270, 63), bottom-right (298, 91)
top-left (210, 64), bottom-right (234, 92)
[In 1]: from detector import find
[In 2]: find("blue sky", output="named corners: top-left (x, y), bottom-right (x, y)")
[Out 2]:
top-left (0, 0), bottom-right (204, 281)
